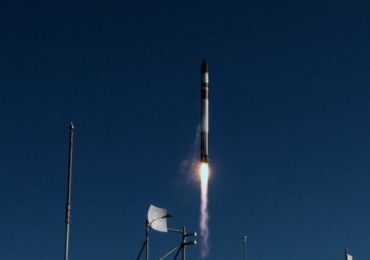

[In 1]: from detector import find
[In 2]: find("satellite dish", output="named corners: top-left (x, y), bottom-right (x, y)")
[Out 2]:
top-left (147, 205), bottom-right (169, 232)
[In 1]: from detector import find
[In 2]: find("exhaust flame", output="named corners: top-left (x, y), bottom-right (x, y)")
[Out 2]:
top-left (200, 162), bottom-right (209, 257)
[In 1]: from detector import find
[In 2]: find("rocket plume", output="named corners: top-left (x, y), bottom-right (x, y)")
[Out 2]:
top-left (200, 162), bottom-right (209, 257)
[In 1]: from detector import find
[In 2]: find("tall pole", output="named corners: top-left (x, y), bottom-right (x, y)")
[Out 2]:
top-left (64, 123), bottom-right (74, 260)
top-left (146, 220), bottom-right (149, 260)
top-left (182, 226), bottom-right (186, 260)
top-left (243, 236), bottom-right (247, 260)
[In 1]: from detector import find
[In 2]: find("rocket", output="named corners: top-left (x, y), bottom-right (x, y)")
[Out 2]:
top-left (200, 59), bottom-right (209, 163)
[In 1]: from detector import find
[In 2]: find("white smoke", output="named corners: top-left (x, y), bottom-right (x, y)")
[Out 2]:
top-left (178, 125), bottom-right (210, 257)
top-left (178, 125), bottom-right (200, 183)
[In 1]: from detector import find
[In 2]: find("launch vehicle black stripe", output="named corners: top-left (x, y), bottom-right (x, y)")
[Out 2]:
top-left (201, 89), bottom-right (208, 99)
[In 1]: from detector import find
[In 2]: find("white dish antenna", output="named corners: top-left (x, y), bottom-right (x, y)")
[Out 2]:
top-left (147, 205), bottom-right (170, 232)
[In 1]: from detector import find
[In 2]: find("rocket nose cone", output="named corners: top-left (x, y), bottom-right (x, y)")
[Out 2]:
top-left (201, 59), bottom-right (208, 73)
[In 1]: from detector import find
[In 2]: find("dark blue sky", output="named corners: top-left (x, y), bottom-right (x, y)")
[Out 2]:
top-left (1, 1), bottom-right (370, 259)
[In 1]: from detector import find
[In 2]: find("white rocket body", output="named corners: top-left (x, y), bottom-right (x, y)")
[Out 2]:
top-left (200, 60), bottom-right (209, 163)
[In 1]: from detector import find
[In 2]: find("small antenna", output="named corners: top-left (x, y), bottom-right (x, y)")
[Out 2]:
top-left (64, 123), bottom-right (74, 260)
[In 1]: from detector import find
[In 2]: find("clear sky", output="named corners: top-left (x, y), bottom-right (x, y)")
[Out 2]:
top-left (1, 1), bottom-right (370, 260)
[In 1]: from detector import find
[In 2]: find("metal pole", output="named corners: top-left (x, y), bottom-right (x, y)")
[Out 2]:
top-left (182, 226), bottom-right (186, 260)
top-left (168, 228), bottom-right (183, 233)
top-left (172, 246), bottom-right (182, 260)
top-left (137, 240), bottom-right (147, 260)
top-left (243, 236), bottom-right (247, 260)
top-left (157, 244), bottom-right (181, 260)
top-left (64, 123), bottom-right (74, 260)
top-left (146, 220), bottom-right (149, 260)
